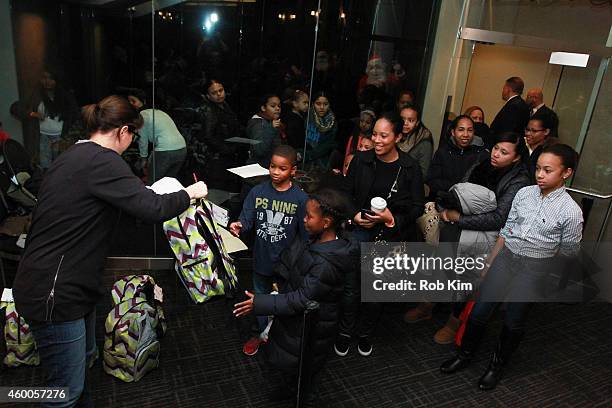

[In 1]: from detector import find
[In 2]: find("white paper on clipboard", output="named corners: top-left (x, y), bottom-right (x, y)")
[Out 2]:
top-left (218, 226), bottom-right (248, 253)
top-left (227, 164), bottom-right (269, 179)
top-left (207, 202), bottom-right (229, 228)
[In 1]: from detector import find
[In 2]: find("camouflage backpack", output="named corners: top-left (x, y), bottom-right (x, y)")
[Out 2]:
top-left (1, 300), bottom-right (39, 367)
top-left (163, 200), bottom-right (238, 303)
top-left (102, 275), bottom-right (166, 382)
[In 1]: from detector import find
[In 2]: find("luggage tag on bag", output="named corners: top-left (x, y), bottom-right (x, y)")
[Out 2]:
top-left (153, 285), bottom-right (164, 303)
top-left (1, 288), bottom-right (14, 303)
top-left (207, 202), bottom-right (229, 228)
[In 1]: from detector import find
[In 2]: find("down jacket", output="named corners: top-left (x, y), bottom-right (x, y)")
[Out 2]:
top-left (252, 236), bottom-right (359, 373)
top-left (457, 160), bottom-right (530, 232)
top-left (450, 183), bottom-right (498, 256)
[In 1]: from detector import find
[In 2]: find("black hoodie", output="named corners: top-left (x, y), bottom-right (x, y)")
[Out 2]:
top-left (252, 236), bottom-right (359, 372)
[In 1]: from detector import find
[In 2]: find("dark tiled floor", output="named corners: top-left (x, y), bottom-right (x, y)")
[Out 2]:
top-left (2, 265), bottom-right (612, 408)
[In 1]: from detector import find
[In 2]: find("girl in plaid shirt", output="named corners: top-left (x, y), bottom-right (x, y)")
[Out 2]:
top-left (439, 144), bottom-right (583, 391)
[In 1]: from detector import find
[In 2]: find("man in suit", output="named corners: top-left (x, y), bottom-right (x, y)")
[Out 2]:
top-left (490, 77), bottom-right (530, 137)
top-left (526, 87), bottom-right (559, 138)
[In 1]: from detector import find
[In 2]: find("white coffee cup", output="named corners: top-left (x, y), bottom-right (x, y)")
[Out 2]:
top-left (370, 197), bottom-right (387, 213)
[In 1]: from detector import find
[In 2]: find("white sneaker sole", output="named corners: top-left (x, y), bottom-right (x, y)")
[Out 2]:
top-left (334, 345), bottom-right (349, 357)
top-left (358, 346), bottom-right (372, 356)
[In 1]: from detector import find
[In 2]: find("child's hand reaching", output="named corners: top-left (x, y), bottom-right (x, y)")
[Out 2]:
top-left (233, 290), bottom-right (255, 317)
top-left (229, 221), bottom-right (242, 237)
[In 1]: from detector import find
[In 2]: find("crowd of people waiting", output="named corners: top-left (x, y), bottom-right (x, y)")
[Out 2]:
top-left (11, 70), bottom-right (582, 407)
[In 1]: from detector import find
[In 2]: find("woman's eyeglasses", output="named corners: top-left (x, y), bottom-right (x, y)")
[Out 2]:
top-left (525, 127), bottom-right (545, 134)
top-left (127, 126), bottom-right (141, 143)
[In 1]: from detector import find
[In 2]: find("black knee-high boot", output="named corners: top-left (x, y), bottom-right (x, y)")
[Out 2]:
top-left (440, 319), bottom-right (487, 374)
top-left (478, 325), bottom-right (524, 390)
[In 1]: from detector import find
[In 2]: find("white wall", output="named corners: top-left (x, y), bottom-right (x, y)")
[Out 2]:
top-left (0, 0), bottom-right (23, 143)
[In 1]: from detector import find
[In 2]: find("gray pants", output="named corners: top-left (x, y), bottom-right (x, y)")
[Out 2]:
top-left (148, 148), bottom-right (186, 183)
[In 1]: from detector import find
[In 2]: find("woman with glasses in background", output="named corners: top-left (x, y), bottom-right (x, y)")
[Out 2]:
top-left (524, 112), bottom-right (558, 183)
top-left (12, 95), bottom-right (208, 407)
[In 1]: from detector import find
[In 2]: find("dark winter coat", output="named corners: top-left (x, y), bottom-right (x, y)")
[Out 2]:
top-left (246, 115), bottom-right (281, 167)
top-left (457, 158), bottom-right (530, 231)
top-left (341, 149), bottom-right (425, 241)
top-left (281, 110), bottom-right (306, 150)
top-left (198, 98), bottom-right (240, 157)
top-left (252, 237), bottom-right (359, 373)
top-left (426, 136), bottom-right (488, 199)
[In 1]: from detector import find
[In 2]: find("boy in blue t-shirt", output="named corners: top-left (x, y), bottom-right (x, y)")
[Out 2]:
top-left (229, 145), bottom-right (308, 356)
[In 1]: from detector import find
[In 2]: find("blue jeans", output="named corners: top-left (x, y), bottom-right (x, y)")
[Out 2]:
top-left (29, 310), bottom-right (97, 408)
top-left (40, 133), bottom-right (62, 170)
top-left (253, 273), bottom-right (274, 332)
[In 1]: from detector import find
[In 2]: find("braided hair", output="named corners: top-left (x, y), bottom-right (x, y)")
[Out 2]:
top-left (308, 188), bottom-right (351, 234)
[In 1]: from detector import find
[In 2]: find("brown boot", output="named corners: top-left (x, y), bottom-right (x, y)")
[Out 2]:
top-left (434, 315), bottom-right (461, 345)
top-left (403, 302), bottom-right (434, 323)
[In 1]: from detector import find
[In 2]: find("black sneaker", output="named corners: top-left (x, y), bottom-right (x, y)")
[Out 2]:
top-left (334, 333), bottom-right (351, 356)
top-left (357, 336), bottom-right (372, 356)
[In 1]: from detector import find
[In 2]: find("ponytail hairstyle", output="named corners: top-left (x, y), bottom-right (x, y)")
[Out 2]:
top-left (289, 89), bottom-right (308, 104)
top-left (377, 110), bottom-right (404, 136)
top-left (309, 188), bottom-right (352, 235)
top-left (81, 95), bottom-right (143, 137)
top-left (541, 143), bottom-right (579, 171)
top-left (449, 114), bottom-right (475, 131)
top-left (495, 131), bottom-right (529, 165)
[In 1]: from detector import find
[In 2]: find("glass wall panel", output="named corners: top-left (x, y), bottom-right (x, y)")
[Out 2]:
top-left (573, 58), bottom-right (611, 194)
top-left (304, 0), bottom-right (437, 175)
top-left (549, 56), bottom-right (603, 151)
top-left (4, 0), bottom-right (439, 258)
top-left (7, 0), bottom-right (157, 256)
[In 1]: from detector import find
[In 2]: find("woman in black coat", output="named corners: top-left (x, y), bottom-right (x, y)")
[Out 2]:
top-left (335, 111), bottom-right (425, 357)
top-left (426, 115), bottom-right (489, 200)
top-left (197, 79), bottom-right (242, 189)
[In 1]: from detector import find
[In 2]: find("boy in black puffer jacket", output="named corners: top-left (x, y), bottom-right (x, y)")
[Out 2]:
top-left (234, 188), bottom-right (358, 407)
